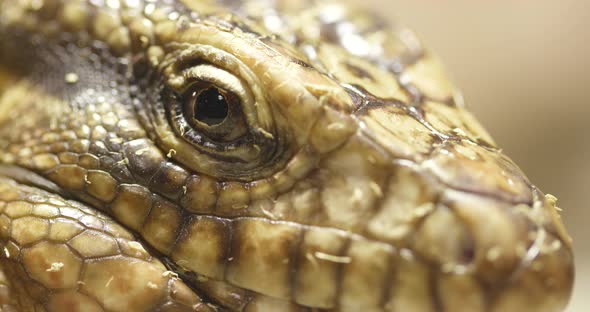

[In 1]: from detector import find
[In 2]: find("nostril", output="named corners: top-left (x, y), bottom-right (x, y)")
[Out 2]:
top-left (490, 230), bottom-right (574, 312)
top-left (440, 190), bottom-right (533, 284)
top-left (411, 203), bottom-right (476, 272)
top-left (462, 240), bottom-right (476, 265)
top-left (409, 189), bottom-right (573, 312)
top-left (429, 190), bottom-right (574, 312)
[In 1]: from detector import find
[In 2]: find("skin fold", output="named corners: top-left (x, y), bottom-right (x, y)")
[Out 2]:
top-left (0, 0), bottom-right (574, 311)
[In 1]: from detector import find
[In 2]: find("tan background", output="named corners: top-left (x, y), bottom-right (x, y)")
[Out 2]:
top-left (351, 0), bottom-right (589, 311)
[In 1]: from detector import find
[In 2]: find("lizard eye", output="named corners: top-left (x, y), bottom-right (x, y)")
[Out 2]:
top-left (191, 86), bottom-right (229, 126)
top-left (147, 45), bottom-right (293, 180)
top-left (169, 64), bottom-right (251, 144)
top-left (178, 80), bottom-right (248, 142)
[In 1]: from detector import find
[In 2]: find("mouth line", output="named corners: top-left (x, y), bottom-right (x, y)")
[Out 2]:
top-left (0, 164), bottom-right (70, 198)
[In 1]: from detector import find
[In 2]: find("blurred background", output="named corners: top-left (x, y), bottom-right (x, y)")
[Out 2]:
top-left (351, 0), bottom-right (589, 311)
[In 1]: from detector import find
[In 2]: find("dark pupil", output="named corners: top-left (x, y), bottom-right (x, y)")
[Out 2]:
top-left (194, 87), bottom-right (229, 126)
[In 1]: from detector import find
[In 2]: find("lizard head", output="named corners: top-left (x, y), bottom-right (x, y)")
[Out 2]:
top-left (0, 0), bottom-right (574, 311)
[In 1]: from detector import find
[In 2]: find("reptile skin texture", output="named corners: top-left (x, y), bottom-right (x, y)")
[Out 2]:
top-left (0, 0), bottom-right (574, 311)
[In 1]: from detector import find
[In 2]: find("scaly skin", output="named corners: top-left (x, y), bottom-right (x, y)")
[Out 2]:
top-left (0, 0), bottom-right (574, 311)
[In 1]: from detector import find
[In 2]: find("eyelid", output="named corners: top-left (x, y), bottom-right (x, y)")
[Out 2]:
top-left (182, 65), bottom-right (243, 95)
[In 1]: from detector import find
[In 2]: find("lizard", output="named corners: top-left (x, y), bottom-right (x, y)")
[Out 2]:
top-left (0, 0), bottom-right (574, 311)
